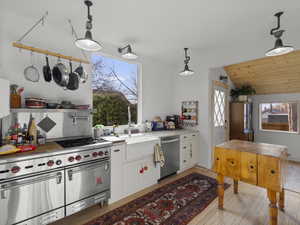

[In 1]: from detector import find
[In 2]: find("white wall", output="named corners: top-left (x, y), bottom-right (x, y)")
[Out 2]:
top-left (172, 44), bottom-right (265, 168)
top-left (0, 10), bottom-right (174, 122)
top-left (252, 94), bottom-right (300, 161)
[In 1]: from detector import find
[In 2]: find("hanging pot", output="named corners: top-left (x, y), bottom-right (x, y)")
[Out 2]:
top-left (52, 58), bottom-right (69, 87)
top-left (43, 56), bottom-right (52, 82)
top-left (67, 61), bottom-right (79, 91)
top-left (74, 63), bottom-right (88, 83)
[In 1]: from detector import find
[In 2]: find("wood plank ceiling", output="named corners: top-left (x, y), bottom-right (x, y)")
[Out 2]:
top-left (224, 50), bottom-right (300, 95)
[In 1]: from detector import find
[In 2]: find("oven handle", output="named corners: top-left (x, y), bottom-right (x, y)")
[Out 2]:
top-left (0, 171), bottom-right (63, 199)
top-left (67, 161), bottom-right (110, 181)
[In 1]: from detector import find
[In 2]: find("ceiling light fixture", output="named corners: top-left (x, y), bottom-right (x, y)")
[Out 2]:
top-left (75, 0), bottom-right (102, 51)
top-left (118, 45), bottom-right (138, 60)
top-left (179, 48), bottom-right (194, 76)
top-left (266, 11), bottom-right (294, 57)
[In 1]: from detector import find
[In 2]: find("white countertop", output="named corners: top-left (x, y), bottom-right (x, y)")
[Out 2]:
top-left (101, 129), bottom-right (199, 144)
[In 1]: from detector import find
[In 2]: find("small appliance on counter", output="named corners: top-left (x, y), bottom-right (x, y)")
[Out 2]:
top-left (166, 115), bottom-right (183, 130)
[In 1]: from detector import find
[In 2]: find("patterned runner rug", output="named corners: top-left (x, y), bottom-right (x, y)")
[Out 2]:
top-left (85, 173), bottom-right (229, 225)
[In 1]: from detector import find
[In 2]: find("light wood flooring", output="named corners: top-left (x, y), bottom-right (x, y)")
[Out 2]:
top-left (286, 161), bottom-right (300, 193)
top-left (52, 166), bottom-right (300, 225)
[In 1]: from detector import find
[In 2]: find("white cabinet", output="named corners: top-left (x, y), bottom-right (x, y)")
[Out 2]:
top-left (110, 143), bottom-right (125, 203)
top-left (179, 132), bottom-right (200, 171)
top-left (191, 133), bottom-right (201, 165)
top-left (123, 156), bottom-right (159, 197)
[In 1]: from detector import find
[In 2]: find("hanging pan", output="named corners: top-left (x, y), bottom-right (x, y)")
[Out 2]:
top-left (52, 58), bottom-right (69, 87)
top-left (43, 55), bottom-right (52, 82)
top-left (67, 61), bottom-right (79, 91)
top-left (75, 63), bottom-right (88, 83)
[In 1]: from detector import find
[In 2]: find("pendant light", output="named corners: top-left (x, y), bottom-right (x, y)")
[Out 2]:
top-left (179, 48), bottom-right (194, 76)
top-left (266, 12), bottom-right (294, 57)
top-left (118, 45), bottom-right (138, 60)
top-left (75, 0), bottom-right (102, 51)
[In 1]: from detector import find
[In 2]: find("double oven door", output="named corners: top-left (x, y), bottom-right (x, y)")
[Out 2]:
top-left (65, 159), bottom-right (110, 216)
top-left (0, 169), bottom-right (64, 225)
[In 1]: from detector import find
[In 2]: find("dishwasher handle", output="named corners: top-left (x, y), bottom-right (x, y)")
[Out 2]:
top-left (161, 138), bottom-right (180, 144)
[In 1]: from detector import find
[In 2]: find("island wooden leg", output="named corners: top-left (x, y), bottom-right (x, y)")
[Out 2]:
top-left (217, 174), bottom-right (224, 209)
top-left (279, 188), bottom-right (285, 211)
top-left (233, 180), bottom-right (238, 194)
top-left (267, 189), bottom-right (278, 225)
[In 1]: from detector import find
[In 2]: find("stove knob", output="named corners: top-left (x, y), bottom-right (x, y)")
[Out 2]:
top-left (11, 166), bottom-right (20, 173)
top-left (47, 160), bottom-right (54, 167)
top-left (104, 151), bottom-right (109, 156)
top-left (98, 151), bottom-right (104, 156)
top-left (68, 156), bottom-right (75, 162)
top-left (92, 152), bottom-right (98, 157)
top-left (56, 160), bottom-right (62, 166)
top-left (75, 155), bottom-right (82, 161)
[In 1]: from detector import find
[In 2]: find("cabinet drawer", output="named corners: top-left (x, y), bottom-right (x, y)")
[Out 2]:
top-left (240, 152), bottom-right (257, 185)
top-left (221, 149), bottom-right (241, 179)
top-left (181, 134), bottom-right (192, 142)
top-left (258, 155), bottom-right (281, 192)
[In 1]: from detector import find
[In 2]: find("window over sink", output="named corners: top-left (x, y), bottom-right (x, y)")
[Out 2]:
top-left (259, 102), bottom-right (299, 133)
top-left (91, 54), bottom-right (139, 126)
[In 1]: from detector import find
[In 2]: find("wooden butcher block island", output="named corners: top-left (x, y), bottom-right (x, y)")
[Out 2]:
top-left (213, 140), bottom-right (288, 225)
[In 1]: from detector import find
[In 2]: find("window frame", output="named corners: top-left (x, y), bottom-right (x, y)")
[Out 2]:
top-left (90, 52), bottom-right (142, 126)
top-left (258, 101), bottom-right (300, 134)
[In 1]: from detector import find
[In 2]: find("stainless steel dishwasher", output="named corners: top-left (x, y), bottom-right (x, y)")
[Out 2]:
top-left (160, 135), bottom-right (180, 179)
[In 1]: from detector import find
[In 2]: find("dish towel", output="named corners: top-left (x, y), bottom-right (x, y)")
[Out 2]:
top-left (154, 143), bottom-right (165, 167)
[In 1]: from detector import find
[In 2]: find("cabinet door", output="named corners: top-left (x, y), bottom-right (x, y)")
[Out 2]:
top-left (240, 152), bottom-right (257, 185)
top-left (221, 149), bottom-right (241, 179)
top-left (191, 133), bottom-right (201, 165)
top-left (110, 144), bottom-right (125, 203)
top-left (140, 157), bottom-right (160, 188)
top-left (258, 155), bottom-right (281, 192)
top-left (213, 147), bottom-right (223, 173)
top-left (123, 161), bottom-right (141, 197)
top-left (180, 142), bottom-right (192, 170)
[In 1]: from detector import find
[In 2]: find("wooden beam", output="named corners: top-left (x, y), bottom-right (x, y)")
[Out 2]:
top-left (12, 42), bottom-right (90, 64)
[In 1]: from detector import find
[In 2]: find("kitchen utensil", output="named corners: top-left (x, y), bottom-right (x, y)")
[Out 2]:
top-left (25, 97), bottom-right (47, 108)
top-left (74, 105), bottom-right (90, 109)
top-left (53, 58), bottom-right (69, 87)
top-left (60, 101), bottom-right (74, 109)
top-left (43, 56), bottom-right (52, 82)
top-left (24, 52), bottom-right (40, 82)
top-left (67, 61), bottom-right (79, 91)
top-left (10, 84), bottom-right (21, 108)
top-left (75, 63), bottom-right (88, 83)
top-left (47, 102), bottom-right (60, 109)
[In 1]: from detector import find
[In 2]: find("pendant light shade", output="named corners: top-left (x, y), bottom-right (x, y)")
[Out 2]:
top-left (75, 30), bottom-right (102, 51)
top-left (75, 0), bottom-right (102, 51)
top-left (179, 48), bottom-right (194, 76)
top-left (266, 12), bottom-right (294, 57)
top-left (118, 45), bottom-right (138, 60)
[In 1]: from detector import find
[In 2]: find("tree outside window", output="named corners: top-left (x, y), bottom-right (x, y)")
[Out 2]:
top-left (91, 54), bottom-right (138, 126)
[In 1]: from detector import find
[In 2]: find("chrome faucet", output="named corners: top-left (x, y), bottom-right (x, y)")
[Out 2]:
top-left (128, 106), bottom-right (132, 137)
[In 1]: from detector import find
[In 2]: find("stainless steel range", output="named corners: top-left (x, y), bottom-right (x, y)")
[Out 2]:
top-left (0, 138), bottom-right (112, 225)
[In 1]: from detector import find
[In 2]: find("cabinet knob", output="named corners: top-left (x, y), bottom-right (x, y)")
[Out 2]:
top-left (270, 170), bottom-right (276, 174)
top-left (113, 149), bottom-right (120, 152)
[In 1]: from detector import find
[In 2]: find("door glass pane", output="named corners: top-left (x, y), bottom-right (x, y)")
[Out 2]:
top-left (214, 89), bottom-right (226, 127)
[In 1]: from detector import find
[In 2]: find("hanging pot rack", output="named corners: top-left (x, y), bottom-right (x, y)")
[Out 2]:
top-left (12, 11), bottom-right (90, 64)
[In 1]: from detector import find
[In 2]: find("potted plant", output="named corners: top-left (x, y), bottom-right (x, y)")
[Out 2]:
top-left (230, 85), bottom-right (256, 102)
